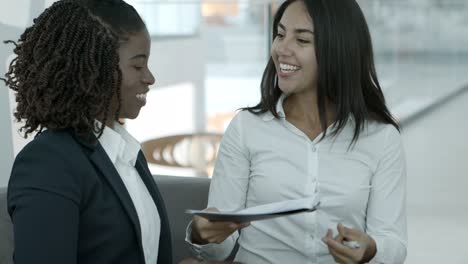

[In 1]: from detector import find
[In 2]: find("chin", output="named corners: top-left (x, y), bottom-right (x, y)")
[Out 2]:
top-left (121, 110), bottom-right (141, 120)
top-left (278, 85), bottom-right (296, 94)
top-left (127, 113), bottom-right (140, 120)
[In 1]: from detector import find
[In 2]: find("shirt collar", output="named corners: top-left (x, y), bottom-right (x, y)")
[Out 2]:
top-left (262, 93), bottom-right (288, 121)
top-left (260, 94), bottom-right (356, 138)
top-left (97, 121), bottom-right (140, 167)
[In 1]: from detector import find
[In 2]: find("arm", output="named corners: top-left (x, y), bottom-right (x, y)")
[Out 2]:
top-left (366, 126), bottom-right (407, 263)
top-left (8, 141), bottom-right (81, 264)
top-left (186, 112), bottom-right (251, 261)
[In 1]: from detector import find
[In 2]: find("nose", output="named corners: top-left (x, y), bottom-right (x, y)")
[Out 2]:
top-left (275, 38), bottom-right (293, 57)
top-left (144, 68), bottom-right (156, 85)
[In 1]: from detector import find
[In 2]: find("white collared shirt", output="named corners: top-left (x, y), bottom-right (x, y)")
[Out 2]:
top-left (186, 94), bottom-right (407, 264)
top-left (98, 122), bottom-right (160, 264)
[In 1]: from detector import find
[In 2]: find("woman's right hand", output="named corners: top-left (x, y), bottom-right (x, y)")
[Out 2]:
top-left (191, 208), bottom-right (250, 244)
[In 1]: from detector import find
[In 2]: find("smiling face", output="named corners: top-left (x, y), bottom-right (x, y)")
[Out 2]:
top-left (271, 0), bottom-right (318, 95)
top-left (114, 29), bottom-right (155, 120)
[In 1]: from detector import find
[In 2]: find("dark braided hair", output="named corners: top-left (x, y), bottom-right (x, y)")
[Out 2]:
top-left (1, 0), bottom-right (146, 139)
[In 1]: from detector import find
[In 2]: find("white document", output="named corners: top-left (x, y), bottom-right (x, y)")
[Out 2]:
top-left (186, 195), bottom-right (320, 222)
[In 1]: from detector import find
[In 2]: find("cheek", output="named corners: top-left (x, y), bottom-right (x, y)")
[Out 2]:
top-left (301, 51), bottom-right (317, 73)
top-left (118, 82), bottom-right (135, 107)
top-left (119, 65), bottom-right (141, 84)
top-left (270, 51), bottom-right (276, 63)
top-left (119, 75), bottom-right (138, 94)
top-left (271, 42), bottom-right (279, 59)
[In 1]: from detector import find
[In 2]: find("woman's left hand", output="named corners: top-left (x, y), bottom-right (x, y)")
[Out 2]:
top-left (322, 223), bottom-right (377, 264)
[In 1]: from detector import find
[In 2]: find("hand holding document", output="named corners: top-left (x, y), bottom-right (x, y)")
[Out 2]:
top-left (186, 196), bottom-right (320, 222)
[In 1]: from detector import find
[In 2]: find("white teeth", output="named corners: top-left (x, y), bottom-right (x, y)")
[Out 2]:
top-left (136, 93), bottom-right (147, 101)
top-left (280, 63), bottom-right (300, 72)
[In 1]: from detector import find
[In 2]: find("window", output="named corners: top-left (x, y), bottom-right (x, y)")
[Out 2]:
top-left (128, 0), bottom-right (201, 37)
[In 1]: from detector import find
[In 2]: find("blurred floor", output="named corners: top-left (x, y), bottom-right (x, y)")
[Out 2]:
top-left (402, 89), bottom-right (468, 264)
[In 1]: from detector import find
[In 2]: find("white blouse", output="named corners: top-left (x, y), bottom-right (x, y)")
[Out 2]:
top-left (187, 94), bottom-right (407, 264)
top-left (98, 123), bottom-right (161, 264)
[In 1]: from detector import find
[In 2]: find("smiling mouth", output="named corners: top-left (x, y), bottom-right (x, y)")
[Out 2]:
top-left (136, 93), bottom-right (147, 105)
top-left (279, 63), bottom-right (301, 73)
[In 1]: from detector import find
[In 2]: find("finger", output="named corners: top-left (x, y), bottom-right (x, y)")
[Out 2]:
top-left (201, 233), bottom-right (229, 244)
top-left (321, 229), bottom-right (332, 244)
top-left (196, 219), bottom-right (231, 234)
top-left (196, 219), bottom-right (249, 244)
top-left (200, 220), bottom-right (238, 231)
top-left (238, 222), bottom-right (251, 229)
top-left (337, 223), bottom-right (361, 241)
top-left (178, 258), bottom-right (201, 264)
top-left (322, 229), bottom-right (332, 244)
top-left (324, 235), bottom-right (354, 263)
top-left (328, 247), bottom-right (352, 264)
top-left (197, 227), bottom-right (231, 242)
top-left (328, 227), bottom-right (345, 243)
top-left (213, 222), bottom-right (238, 230)
top-left (225, 221), bottom-right (250, 230)
top-left (337, 223), bottom-right (348, 238)
top-left (324, 235), bottom-right (355, 257)
top-left (204, 207), bottom-right (220, 212)
top-left (333, 233), bottom-right (345, 243)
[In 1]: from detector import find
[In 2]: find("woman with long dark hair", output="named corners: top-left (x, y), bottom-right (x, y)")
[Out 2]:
top-left (3, 1), bottom-right (171, 263)
top-left (187, 0), bottom-right (407, 263)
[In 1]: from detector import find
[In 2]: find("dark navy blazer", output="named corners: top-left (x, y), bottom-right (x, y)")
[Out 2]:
top-left (7, 129), bottom-right (172, 264)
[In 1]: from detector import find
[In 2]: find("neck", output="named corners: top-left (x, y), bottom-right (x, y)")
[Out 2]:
top-left (96, 116), bottom-right (115, 129)
top-left (106, 121), bottom-right (115, 129)
top-left (283, 90), bottom-right (335, 127)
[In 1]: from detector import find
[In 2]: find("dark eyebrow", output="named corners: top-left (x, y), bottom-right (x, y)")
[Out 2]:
top-left (278, 23), bottom-right (286, 31)
top-left (129, 54), bottom-right (147, 60)
top-left (278, 22), bottom-right (314, 35)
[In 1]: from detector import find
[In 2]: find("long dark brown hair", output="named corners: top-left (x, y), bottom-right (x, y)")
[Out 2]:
top-left (1, 0), bottom-right (146, 139)
top-left (243, 0), bottom-right (399, 146)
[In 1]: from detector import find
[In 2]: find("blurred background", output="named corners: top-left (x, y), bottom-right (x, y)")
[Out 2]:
top-left (1, 0), bottom-right (467, 263)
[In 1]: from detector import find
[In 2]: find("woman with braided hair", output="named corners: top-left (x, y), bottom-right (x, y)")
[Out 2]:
top-left (3, 0), bottom-right (174, 263)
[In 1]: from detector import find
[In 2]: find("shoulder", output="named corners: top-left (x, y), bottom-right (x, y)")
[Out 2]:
top-left (355, 120), bottom-right (400, 142)
top-left (9, 130), bottom-right (88, 204)
top-left (15, 129), bottom-right (88, 165)
top-left (20, 129), bottom-right (75, 150)
top-left (364, 121), bottom-right (401, 143)
top-left (335, 121), bottom-right (402, 158)
top-left (222, 110), bottom-right (269, 141)
top-left (231, 110), bottom-right (262, 123)
top-left (226, 110), bottom-right (269, 130)
top-left (333, 119), bottom-right (400, 146)
top-left (361, 121), bottom-right (403, 160)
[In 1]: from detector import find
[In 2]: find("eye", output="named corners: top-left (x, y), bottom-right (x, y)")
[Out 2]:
top-left (276, 32), bottom-right (285, 39)
top-left (297, 39), bottom-right (311, 44)
top-left (134, 66), bottom-right (143, 71)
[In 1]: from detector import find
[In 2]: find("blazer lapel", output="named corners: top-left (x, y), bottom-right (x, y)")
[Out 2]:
top-left (89, 144), bottom-right (144, 250)
top-left (135, 152), bottom-right (173, 264)
top-left (75, 131), bottom-right (171, 264)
